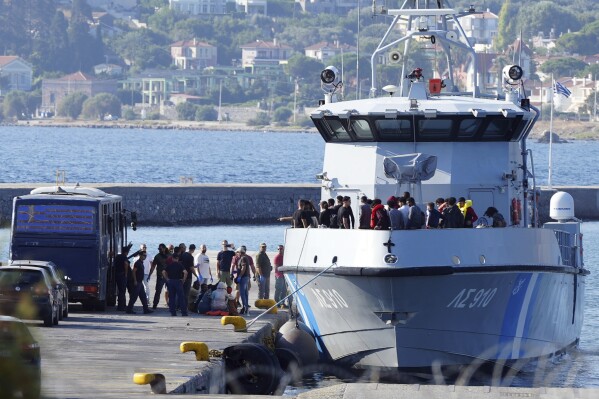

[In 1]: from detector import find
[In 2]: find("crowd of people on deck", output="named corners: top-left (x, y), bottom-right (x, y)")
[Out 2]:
top-left (115, 241), bottom-right (291, 316)
top-left (279, 192), bottom-right (506, 231)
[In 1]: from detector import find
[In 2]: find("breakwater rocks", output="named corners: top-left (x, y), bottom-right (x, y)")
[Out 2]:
top-left (0, 184), bottom-right (598, 227)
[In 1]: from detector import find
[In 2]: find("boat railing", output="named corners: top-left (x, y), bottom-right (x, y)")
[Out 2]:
top-left (554, 230), bottom-right (578, 267)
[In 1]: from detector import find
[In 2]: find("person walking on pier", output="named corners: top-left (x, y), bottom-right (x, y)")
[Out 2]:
top-left (148, 243), bottom-right (169, 309)
top-left (162, 253), bottom-right (188, 316)
top-left (132, 243), bottom-right (152, 301)
top-left (126, 252), bottom-right (153, 314)
top-left (255, 243), bottom-right (272, 299)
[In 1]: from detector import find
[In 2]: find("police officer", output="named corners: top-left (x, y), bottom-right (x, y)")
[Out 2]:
top-left (148, 243), bottom-right (169, 310)
top-left (161, 253), bottom-right (188, 316)
top-left (114, 245), bottom-right (131, 311)
top-left (126, 251), bottom-right (153, 314)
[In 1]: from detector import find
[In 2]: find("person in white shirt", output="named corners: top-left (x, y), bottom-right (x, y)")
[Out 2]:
top-left (194, 244), bottom-right (212, 284)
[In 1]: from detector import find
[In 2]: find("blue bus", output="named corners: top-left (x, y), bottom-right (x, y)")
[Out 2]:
top-left (10, 186), bottom-right (130, 310)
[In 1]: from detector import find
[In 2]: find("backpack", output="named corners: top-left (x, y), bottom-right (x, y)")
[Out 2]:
top-left (196, 290), bottom-right (212, 314)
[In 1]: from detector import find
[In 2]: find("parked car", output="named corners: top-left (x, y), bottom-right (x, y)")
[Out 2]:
top-left (8, 260), bottom-right (69, 319)
top-left (0, 315), bottom-right (41, 398)
top-left (0, 266), bottom-right (61, 327)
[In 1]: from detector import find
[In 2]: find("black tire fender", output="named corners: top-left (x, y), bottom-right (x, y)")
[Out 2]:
top-left (223, 343), bottom-right (282, 395)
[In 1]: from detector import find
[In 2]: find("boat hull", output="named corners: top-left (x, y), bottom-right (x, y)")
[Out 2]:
top-left (285, 266), bottom-right (585, 371)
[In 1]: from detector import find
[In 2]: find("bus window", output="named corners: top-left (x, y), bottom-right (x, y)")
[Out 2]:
top-left (14, 204), bottom-right (96, 234)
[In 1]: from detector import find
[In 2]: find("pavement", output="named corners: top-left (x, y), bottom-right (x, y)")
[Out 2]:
top-left (34, 256), bottom-right (288, 398)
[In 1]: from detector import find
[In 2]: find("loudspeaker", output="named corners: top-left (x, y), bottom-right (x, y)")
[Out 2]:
top-left (389, 51), bottom-right (401, 63)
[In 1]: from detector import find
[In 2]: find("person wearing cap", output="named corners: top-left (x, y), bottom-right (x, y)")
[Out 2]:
top-left (114, 245), bottom-right (131, 311)
top-left (217, 240), bottom-right (235, 287)
top-left (132, 243), bottom-right (152, 302)
top-left (126, 251), bottom-right (153, 314)
top-left (255, 243), bottom-right (272, 299)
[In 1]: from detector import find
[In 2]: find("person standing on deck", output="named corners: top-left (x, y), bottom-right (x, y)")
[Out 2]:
top-left (114, 245), bottom-right (131, 311)
top-left (194, 244), bottom-right (212, 284)
top-left (148, 243), bottom-right (169, 309)
top-left (217, 240), bottom-right (236, 287)
top-left (126, 252), bottom-right (153, 314)
top-left (180, 243), bottom-right (197, 303)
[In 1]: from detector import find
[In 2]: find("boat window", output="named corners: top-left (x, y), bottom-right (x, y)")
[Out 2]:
top-left (313, 119), bottom-right (332, 141)
top-left (457, 118), bottom-right (482, 138)
top-left (350, 119), bottom-right (374, 140)
top-left (418, 118), bottom-right (454, 138)
top-left (483, 117), bottom-right (511, 139)
top-left (325, 118), bottom-right (352, 141)
top-left (374, 119), bottom-right (413, 140)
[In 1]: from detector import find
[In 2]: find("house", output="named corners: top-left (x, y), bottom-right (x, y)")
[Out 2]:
top-left (240, 40), bottom-right (294, 68)
top-left (41, 72), bottom-right (118, 115)
top-left (297, 0), bottom-right (357, 15)
top-left (94, 63), bottom-right (124, 77)
top-left (169, 0), bottom-right (229, 15)
top-left (505, 39), bottom-right (533, 80)
top-left (304, 41), bottom-right (356, 65)
top-left (0, 56), bottom-right (33, 93)
top-left (235, 0), bottom-right (267, 14)
top-left (532, 29), bottom-right (557, 50)
top-left (460, 9), bottom-right (498, 46)
top-left (527, 76), bottom-right (598, 115)
top-left (170, 39), bottom-right (218, 70)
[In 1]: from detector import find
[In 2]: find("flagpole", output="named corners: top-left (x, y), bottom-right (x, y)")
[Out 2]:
top-left (548, 74), bottom-right (554, 189)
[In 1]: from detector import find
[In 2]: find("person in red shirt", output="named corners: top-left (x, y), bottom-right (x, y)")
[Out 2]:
top-left (273, 245), bottom-right (289, 309)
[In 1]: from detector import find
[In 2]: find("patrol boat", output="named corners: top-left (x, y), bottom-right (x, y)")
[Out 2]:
top-left (280, 0), bottom-right (588, 376)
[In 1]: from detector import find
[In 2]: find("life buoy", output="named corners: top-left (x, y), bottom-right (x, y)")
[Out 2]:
top-left (223, 343), bottom-right (282, 395)
top-left (511, 197), bottom-right (521, 225)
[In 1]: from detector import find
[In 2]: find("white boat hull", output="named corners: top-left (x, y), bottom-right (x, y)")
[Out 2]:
top-left (282, 228), bottom-right (586, 371)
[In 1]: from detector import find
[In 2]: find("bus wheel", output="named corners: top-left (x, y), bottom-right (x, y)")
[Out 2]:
top-left (95, 300), bottom-right (106, 311)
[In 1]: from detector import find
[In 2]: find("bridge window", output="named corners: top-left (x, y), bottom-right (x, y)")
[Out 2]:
top-left (374, 119), bottom-right (412, 139)
top-left (350, 119), bottom-right (374, 140)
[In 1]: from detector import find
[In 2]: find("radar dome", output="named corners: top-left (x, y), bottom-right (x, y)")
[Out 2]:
top-left (549, 191), bottom-right (575, 222)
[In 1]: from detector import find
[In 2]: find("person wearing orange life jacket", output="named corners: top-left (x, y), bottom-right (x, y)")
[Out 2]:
top-left (458, 197), bottom-right (478, 228)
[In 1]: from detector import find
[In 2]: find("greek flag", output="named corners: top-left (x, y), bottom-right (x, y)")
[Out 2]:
top-left (553, 81), bottom-right (572, 98)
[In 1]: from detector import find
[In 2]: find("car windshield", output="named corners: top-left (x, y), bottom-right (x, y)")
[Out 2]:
top-left (0, 270), bottom-right (44, 286)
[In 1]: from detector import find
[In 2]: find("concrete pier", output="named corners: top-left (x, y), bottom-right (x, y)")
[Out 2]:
top-left (1, 183), bottom-right (599, 226)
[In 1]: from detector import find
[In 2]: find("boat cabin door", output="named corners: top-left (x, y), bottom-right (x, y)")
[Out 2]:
top-left (468, 189), bottom-right (495, 215)
top-left (330, 189), bottom-right (361, 226)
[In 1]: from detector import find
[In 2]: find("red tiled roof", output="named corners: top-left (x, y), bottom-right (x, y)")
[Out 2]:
top-left (58, 71), bottom-right (95, 81)
top-left (0, 56), bottom-right (20, 67)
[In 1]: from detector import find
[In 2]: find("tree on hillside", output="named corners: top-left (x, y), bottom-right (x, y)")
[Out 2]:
top-left (557, 21), bottom-right (599, 56)
top-left (81, 93), bottom-right (121, 120)
top-left (540, 58), bottom-right (588, 78)
top-left (57, 92), bottom-right (88, 119)
top-left (68, 0), bottom-right (103, 72)
top-left (286, 55), bottom-right (324, 82)
top-left (112, 29), bottom-right (171, 70)
top-left (495, 0), bottom-right (520, 51)
top-left (147, 7), bottom-right (179, 34)
top-left (518, 2), bottom-right (581, 41)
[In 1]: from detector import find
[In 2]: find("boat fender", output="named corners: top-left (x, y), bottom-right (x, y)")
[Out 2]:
top-left (277, 320), bottom-right (315, 343)
top-left (223, 343), bottom-right (282, 395)
top-left (275, 325), bottom-right (319, 367)
top-left (275, 347), bottom-right (303, 383)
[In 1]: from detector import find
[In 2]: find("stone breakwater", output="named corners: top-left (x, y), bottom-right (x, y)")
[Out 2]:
top-left (0, 183), bottom-right (321, 227)
top-left (0, 183), bottom-right (597, 226)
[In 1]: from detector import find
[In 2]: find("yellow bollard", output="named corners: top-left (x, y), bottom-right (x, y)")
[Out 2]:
top-left (255, 299), bottom-right (278, 313)
top-left (180, 342), bottom-right (209, 361)
top-left (133, 373), bottom-right (166, 394)
top-left (221, 315), bottom-right (247, 332)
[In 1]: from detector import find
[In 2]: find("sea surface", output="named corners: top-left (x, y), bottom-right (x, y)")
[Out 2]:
top-left (1, 126), bottom-right (598, 389)
top-left (0, 125), bottom-right (597, 186)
